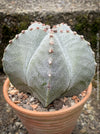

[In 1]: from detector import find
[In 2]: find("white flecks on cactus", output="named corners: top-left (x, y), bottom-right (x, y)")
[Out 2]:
top-left (28, 21), bottom-right (50, 32)
top-left (2, 21), bottom-right (96, 107)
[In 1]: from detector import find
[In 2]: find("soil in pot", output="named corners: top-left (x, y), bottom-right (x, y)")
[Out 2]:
top-left (8, 83), bottom-right (87, 112)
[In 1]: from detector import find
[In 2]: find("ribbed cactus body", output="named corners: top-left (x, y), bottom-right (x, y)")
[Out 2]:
top-left (3, 22), bottom-right (96, 107)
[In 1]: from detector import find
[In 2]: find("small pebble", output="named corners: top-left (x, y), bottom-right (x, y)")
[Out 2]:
top-left (14, 100), bottom-right (20, 104)
top-left (62, 105), bottom-right (68, 109)
top-left (8, 83), bottom-right (87, 112)
top-left (18, 92), bottom-right (24, 99)
top-left (30, 97), bottom-right (34, 102)
top-left (31, 104), bottom-right (38, 109)
top-left (23, 94), bottom-right (28, 99)
top-left (23, 104), bottom-right (33, 110)
top-left (80, 128), bottom-right (86, 133)
top-left (53, 100), bottom-right (63, 110)
top-left (9, 90), bottom-right (19, 95)
top-left (49, 108), bottom-right (56, 112)
top-left (15, 122), bottom-right (22, 128)
top-left (12, 97), bottom-right (17, 102)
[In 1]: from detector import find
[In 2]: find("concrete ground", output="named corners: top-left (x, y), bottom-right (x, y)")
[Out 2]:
top-left (0, 0), bottom-right (100, 14)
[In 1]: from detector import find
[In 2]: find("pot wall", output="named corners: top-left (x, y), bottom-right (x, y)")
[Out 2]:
top-left (3, 78), bottom-right (92, 134)
top-left (17, 107), bottom-right (82, 134)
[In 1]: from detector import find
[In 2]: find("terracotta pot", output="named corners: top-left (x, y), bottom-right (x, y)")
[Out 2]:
top-left (3, 78), bottom-right (92, 134)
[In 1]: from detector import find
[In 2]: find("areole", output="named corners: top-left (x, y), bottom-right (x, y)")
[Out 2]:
top-left (3, 78), bottom-right (92, 134)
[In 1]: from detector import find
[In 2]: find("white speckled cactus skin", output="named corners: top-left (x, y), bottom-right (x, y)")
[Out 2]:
top-left (2, 22), bottom-right (96, 107)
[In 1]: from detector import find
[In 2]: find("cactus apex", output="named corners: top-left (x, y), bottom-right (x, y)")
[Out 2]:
top-left (15, 34), bottom-right (19, 39)
top-left (80, 35), bottom-right (84, 40)
top-left (21, 30), bottom-right (25, 34)
top-left (49, 48), bottom-right (53, 53)
top-left (9, 40), bottom-right (12, 44)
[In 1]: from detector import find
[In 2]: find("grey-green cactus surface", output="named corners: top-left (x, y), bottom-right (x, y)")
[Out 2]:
top-left (2, 22), bottom-right (96, 107)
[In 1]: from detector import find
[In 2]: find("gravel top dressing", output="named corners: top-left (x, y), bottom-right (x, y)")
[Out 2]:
top-left (8, 83), bottom-right (87, 112)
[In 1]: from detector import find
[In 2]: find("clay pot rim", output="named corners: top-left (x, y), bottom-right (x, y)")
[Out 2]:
top-left (3, 78), bottom-right (92, 117)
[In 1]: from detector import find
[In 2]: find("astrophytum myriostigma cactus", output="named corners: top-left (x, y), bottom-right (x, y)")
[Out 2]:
top-left (2, 22), bottom-right (96, 107)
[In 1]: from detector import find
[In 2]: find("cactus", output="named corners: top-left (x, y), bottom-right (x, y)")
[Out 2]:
top-left (2, 22), bottom-right (96, 107)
